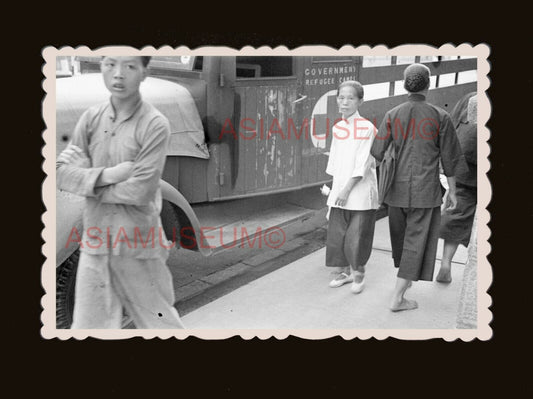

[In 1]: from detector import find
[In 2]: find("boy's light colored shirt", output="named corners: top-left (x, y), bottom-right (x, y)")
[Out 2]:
top-left (56, 98), bottom-right (171, 258)
top-left (326, 111), bottom-right (379, 210)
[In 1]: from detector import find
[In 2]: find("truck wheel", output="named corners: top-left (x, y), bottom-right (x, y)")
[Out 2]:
top-left (56, 249), bottom-right (79, 329)
top-left (56, 250), bottom-right (133, 329)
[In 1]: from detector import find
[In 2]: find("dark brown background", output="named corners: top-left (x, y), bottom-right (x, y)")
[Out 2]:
top-left (17, 10), bottom-right (525, 395)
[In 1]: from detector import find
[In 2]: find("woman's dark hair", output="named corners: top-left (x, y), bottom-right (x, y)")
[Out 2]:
top-left (337, 80), bottom-right (364, 100)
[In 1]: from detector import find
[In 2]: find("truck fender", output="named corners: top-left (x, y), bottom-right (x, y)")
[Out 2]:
top-left (56, 189), bottom-right (84, 267)
top-left (160, 180), bottom-right (213, 257)
top-left (56, 179), bottom-right (212, 268)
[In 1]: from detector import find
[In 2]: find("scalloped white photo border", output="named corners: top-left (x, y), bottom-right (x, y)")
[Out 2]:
top-left (41, 44), bottom-right (492, 340)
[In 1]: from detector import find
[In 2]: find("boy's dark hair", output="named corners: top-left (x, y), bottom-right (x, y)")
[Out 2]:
top-left (100, 56), bottom-right (151, 68)
top-left (337, 80), bottom-right (364, 100)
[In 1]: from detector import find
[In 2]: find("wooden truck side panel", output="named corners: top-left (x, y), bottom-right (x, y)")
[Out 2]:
top-left (59, 55), bottom-right (477, 205)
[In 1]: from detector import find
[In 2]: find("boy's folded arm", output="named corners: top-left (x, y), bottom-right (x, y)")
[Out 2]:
top-left (94, 162), bottom-right (135, 187)
top-left (95, 118), bottom-right (169, 206)
top-left (56, 163), bottom-right (105, 197)
top-left (96, 165), bottom-right (161, 206)
top-left (56, 109), bottom-right (107, 197)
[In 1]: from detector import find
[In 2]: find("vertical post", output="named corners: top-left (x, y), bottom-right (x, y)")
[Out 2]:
top-left (455, 56), bottom-right (461, 85)
top-left (353, 56), bottom-right (362, 81)
top-left (389, 56), bottom-right (397, 96)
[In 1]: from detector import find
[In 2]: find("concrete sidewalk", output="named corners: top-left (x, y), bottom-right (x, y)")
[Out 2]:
top-left (181, 217), bottom-right (468, 329)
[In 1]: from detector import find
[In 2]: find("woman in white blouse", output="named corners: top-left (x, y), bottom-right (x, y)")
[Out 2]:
top-left (324, 81), bottom-right (378, 293)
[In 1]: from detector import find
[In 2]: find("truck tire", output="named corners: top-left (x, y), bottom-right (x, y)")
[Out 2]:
top-left (56, 250), bottom-right (133, 329)
top-left (56, 249), bottom-right (79, 329)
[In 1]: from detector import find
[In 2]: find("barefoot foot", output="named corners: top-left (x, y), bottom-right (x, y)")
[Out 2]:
top-left (390, 298), bottom-right (418, 312)
top-left (436, 269), bottom-right (452, 283)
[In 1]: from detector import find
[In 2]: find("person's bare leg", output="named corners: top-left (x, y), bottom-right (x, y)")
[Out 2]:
top-left (390, 277), bottom-right (418, 311)
top-left (436, 240), bottom-right (458, 283)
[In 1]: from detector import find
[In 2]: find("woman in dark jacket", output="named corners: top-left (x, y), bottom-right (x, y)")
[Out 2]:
top-left (436, 92), bottom-right (477, 283)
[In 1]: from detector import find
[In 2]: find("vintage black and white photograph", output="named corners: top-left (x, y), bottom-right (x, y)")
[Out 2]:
top-left (41, 45), bottom-right (491, 339)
